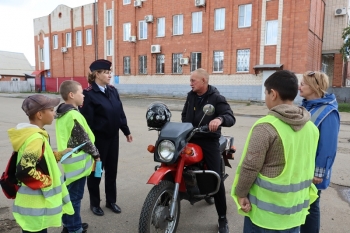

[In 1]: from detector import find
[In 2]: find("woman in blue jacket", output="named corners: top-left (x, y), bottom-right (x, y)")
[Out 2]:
top-left (299, 71), bottom-right (340, 233)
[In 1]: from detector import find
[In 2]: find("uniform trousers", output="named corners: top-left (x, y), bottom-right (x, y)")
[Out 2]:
top-left (190, 138), bottom-right (227, 217)
top-left (87, 134), bottom-right (119, 206)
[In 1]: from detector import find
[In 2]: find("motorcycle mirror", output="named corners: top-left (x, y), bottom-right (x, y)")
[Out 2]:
top-left (203, 104), bottom-right (215, 116)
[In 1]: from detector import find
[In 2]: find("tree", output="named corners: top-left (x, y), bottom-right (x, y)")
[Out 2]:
top-left (340, 26), bottom-right (350, 61)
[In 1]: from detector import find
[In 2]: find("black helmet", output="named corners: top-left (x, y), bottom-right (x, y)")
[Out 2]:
top-left (146, 102), bottom-right (172, 129)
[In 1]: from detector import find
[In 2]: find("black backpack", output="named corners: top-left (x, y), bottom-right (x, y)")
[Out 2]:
top-left (0, 151), bottom-right (20, 199)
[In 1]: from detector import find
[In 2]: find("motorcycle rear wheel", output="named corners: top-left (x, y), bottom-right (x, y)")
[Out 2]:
top-left (138, 180), bottom-right (180, 233)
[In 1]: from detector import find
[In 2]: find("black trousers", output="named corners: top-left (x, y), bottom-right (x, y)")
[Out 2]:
top-left (190, 138), bottom-right (227, 217)
top-left (87, 134), bottom-right (119, 207)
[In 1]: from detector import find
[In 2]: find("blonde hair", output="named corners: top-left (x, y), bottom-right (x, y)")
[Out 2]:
top-left (59, 80), bottom-right (82, 101)
top-left (87, 70), bottom-right (104, 84)
top-left (302, 71), bottom-right (329, 98)
top-left (192, 68), bottom-right (209, 83)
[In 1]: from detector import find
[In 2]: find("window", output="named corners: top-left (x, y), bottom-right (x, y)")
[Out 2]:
top-left (106, 10), bottom-right (112, 26)
top-left (192, 12), bottom-right (202, 33)
top-left (265, 20), bottom-right (278, 45)
top-left (106, 40), bottom-right (113, 56)
top-left (86, 29), bottom-right (92, 45)
top-left (53, 35), bottom-right (58, 49)
top-left (40, 48), bottom-right (44, 62)
top-left (123, 0), bottom-right (131, 4)
top-left (11, 77), bottom-right (19, 81)
top-left (139, 55), bottom-right (147, 74)
top-left (237, 49), bottom-right (250, 72)
top-left (213, 51), bottom-right (224, 72)
top-left (123, 56), bottom-right (131, 74)
top-left (156, 54), bottom-right (165, 74)
top-left (76, 31), bottom-right (82, 46)
top-left (214, 8), bottom-right (225, 30)
top-left (191, 52), bottom-right (202, 72)
top-left (123, 23), bottom-right (131, 41)
top-left (139, 20), bottom-right (147, 40)
top-left (66, 32), bottom-right (71, 47)
top-left (238, 4), bottom-right (252, 28)
top-left (173, 15), bottom-right (183, 35)
top-left (157, 17), bottom-right (165, 37)
top-left (172, 53), bottom-right (183, 74)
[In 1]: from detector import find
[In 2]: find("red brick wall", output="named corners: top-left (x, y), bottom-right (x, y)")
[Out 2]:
top-left (333, 53), bottom-right (343, 87)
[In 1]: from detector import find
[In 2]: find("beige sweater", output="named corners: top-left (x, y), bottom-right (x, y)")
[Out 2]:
top-left (235, 104), bottom-right (311, 197)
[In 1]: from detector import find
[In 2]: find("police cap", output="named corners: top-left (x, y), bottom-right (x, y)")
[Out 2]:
top-left (89, 59), bottom-right (112, 72)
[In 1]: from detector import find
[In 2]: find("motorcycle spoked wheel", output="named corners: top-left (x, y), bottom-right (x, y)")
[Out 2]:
top-left (139, 180), bottom-right (180, 233)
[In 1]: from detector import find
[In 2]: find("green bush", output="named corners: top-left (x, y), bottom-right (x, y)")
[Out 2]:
top-left (338, 103), bottom-right (350, 112)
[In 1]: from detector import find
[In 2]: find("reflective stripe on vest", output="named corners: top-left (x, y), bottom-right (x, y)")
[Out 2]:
top-left (62, 153), bottom-right (93, 180)
top-left (248, 193), bottom-right (310, 215)
top-left (13, 205), bottom-right (63, 216)
top-left (255, 177), bottom-right (313, 193)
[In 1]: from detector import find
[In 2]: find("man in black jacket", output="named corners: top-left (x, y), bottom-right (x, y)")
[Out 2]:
top-left (181, 68), bottom-right (235, 233)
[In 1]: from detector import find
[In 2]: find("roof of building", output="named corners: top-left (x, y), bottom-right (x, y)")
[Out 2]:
top-left (0, 51), bottom-right (34, 76)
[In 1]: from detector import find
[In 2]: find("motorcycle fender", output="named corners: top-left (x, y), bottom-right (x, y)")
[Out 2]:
top-left (147, 167), bottom-right (176, 185)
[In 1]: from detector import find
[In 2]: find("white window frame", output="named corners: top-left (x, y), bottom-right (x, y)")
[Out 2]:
top-left (214, 8), bottom-right (225, 31)
top-left (76, 31), bottom-right (82, 46)
top-left (106, 40), bottom-right (113, 56)
top-left (124, 56), bottom-right (131, 74)
top-left (123, 23), bottom-right (131, 41)
top-left (86, 29), bottom-right (92, 45)
top-left (139, 20), bottom-right (147, 40)
top-left (237, 49), bottom-right (250, 72)
top-left (139, 55), bottom-right (147, 74)
top-left (238, 4), bottom-right (252, 28)
top-left (213, 51), bottom-right (224, 72)
top-left (172, 53), bottom-right (183, 74)
top-left (192, 12), bottom-right (202, 33)
top-left (106, 9), bottom-right (112, 26)
top-left (156, 54), bottom-right (165, 74)
top-left (173, 14), bottom-right (183, 35)
top-left (40, 48), bottom-right (44, 62)
top-left (265, 20), bottom-right (278, 45)
top-left (191, 52), bottom-right (202, 72)
top-left (157, 17), bottom-right (165, 37)
top-left (53, 35), bottom-right (58, 49)
top-left (123, 0), bottom-right (131, 5)
top-left (66, 32), bottom-right (71, 47)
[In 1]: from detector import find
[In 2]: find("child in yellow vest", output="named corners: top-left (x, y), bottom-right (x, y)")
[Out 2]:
top-left (8, 94), bottom-right (74, 233)
top-left (55, 80), bottom-right (100, 233)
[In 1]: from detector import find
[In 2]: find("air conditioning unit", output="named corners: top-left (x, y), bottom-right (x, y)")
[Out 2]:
top-left (195, 0), bottom-right (205, 7)
top-left (134, 0), bottom-right (142, 7)
top-left (180, 57), bottom-right (189, 65)
top-left (129, 36), bottom-right (137, 42)
top-left (151, 45), bottom-right (161, 53)
top-left (61, 47), bottom-right (68, 53)
top-left (335, 7), bottom-right (346, 16)
top-left (145, 15), bottom-right (153, 23)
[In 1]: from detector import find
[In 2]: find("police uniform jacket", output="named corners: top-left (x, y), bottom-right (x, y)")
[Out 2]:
top-left (181, 85), bottom-right (235, 139)
top-left (79, 82), bottom-right (130, 138)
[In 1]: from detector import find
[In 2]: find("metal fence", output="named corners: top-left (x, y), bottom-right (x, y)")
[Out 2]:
top-left (0, 81), bottom-right (34, 93)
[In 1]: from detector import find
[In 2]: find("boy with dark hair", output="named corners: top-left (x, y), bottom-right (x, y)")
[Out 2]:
top-left (56, 80), bottom-right (100, 233)
top-left (8, 94), bottom-right (74, 233)
top-left (231, 70), bottom-right (319, 233)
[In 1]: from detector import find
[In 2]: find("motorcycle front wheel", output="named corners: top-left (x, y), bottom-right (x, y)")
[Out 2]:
top-left (138, 180), bottom-right (180, 233)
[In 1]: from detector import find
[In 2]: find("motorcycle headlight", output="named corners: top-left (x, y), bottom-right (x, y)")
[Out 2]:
top-left (157, 140), bottom-right (175, 162)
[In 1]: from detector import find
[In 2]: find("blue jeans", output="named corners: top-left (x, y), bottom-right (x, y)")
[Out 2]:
top-left (243, 216), bottom-right (300, 233)
top-left (22, 230), bottom-right (47, 233)
top-left (300, 190), bottom-right (321, 233)
top-left (62, 177), bottom-right (86, 233)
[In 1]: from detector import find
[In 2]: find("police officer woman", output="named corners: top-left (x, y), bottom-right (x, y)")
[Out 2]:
top-left (79, 59), bottom-right (133, 216)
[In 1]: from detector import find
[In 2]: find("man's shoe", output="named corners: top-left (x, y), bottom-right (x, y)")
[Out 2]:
top-left (61, 223), bottom-right (89, 233)
top-left (218, 217), bottom-right (229, 233)
top-left (90, 205), bottom-right (104, 216)
top-left (106, 202), bottom-right (121, 213)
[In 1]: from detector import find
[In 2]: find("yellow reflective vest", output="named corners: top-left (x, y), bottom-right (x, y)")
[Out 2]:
top-left (13, 133), bottom-right (74, 231)
top-left (56, 109), bottom-right (94, 185)
top-left (232, 115), bottom-right (319, 230)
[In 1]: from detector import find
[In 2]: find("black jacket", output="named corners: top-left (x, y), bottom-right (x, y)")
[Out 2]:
top-left (79, 82), bottom-right (130, 138)
top-left (181, 85), bottom-right (235, 139)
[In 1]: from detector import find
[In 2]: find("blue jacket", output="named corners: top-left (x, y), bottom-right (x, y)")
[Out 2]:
top-left (301, 93), bottom-right (340, 189)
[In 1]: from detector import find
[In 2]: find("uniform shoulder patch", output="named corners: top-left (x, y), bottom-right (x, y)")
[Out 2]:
top-left (85, 86), bottom-right (93, 91)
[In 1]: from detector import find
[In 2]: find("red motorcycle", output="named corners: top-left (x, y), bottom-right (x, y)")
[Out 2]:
top-left (138, 103), bottom-right (235, 233)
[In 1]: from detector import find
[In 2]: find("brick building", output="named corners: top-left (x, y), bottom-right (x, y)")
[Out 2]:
top-left (33, 0), bottom-right (326, 100)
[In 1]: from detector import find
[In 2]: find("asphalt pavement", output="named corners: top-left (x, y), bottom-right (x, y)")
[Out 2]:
top-left (0, 93), bottom-right (349, 233)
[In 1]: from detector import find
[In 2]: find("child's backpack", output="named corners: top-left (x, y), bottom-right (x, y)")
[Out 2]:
top-left (0, 151), bottom-right (20, 199)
